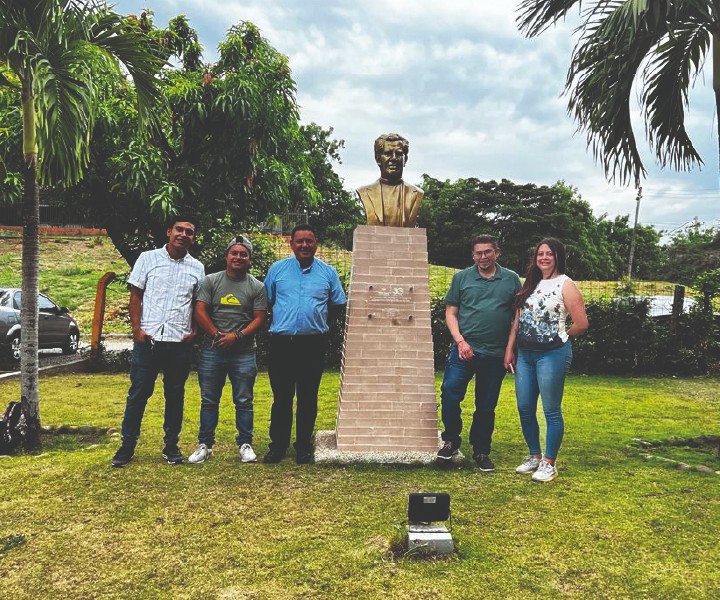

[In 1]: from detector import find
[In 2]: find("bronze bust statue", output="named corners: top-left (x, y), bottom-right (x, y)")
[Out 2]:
top-left (356, 133), bottom-right (424, 227)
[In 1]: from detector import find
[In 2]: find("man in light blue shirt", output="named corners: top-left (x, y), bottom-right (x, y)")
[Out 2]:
top-left (263, 224), bottom-right (346, 464)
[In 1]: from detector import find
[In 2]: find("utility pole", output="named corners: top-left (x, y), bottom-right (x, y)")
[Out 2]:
top-left (627, 186), bottom-right (642, 279)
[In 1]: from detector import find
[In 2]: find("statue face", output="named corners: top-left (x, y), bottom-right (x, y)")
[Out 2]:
top-left (376, 140), bottom-right (405, 182)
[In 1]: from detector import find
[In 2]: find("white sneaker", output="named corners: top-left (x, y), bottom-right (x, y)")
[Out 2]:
top-left (188, 443), bottom-right (213, 464)
top-left (531, 460), bottom-right (558, 482)
top-left (239, 443), bottom-right (257, 463)
top-left (516, 455), bottom-right (541, 474)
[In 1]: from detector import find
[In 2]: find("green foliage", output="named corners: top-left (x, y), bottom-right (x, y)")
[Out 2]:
top-left (664, 225), bottom-right (720, 285)
top-left (572, 299), bottom-right (720, 375)
top-left (298, 124), bottom-right (364, 249)
top-left (196, 216), bottom-right (282, 279)
top-left (0, 534), bottom-right (25, 555)
top-left (417, 176), bottom-right (652, 280)
top-left (598, 214), bottom-right (665, 280)
top-left (431, 296), bottom-right (452, 369)
top-left (0, 0), bottom-right (164, 187)
top-left (518, 0), bottom-right (715, 185)
top-left (41, 15), bottom-right (324, 267)
top-left (694, 267), bottom-right (720, 312)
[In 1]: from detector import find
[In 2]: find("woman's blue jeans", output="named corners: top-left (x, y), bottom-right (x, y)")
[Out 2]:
top-left (515, 341), bottom-right (572, 460)
top-left (197, 346), bottom-right (257, 447)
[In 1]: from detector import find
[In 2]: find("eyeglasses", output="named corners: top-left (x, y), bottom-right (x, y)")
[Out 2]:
top-left (472, 250), bottom-right (496, 258)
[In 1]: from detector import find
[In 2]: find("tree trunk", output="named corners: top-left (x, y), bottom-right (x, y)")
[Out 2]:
top-left (104, 221), bottom-right (141, 267)
top-left (20, 84), bottom-right (41, 450)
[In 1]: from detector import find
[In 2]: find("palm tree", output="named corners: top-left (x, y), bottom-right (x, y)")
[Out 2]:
top-left (0, 0), bottom-right (163, 448)
top-left (517, 0), bottom-right (719, 186)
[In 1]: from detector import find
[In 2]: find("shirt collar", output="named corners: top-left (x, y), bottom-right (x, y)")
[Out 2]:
top-left (295, 257), bottom-right (315, 273)
top-left (474, 264), bottom-right (504, 281)
top-left (163, 245), bottom-right (187, 262)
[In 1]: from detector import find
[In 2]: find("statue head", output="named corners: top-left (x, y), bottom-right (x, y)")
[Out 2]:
top-left (374, 133), bottom-right (409, 183)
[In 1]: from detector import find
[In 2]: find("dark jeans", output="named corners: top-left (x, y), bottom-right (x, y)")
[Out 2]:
top-left (197, 345), bottom-right (257, 447)
top-left (120, 341), bottom-right (193, 447)
top-left (440, 345), bottom-right (507, 455)
top-left (267, 334), bottom-right (328, 452)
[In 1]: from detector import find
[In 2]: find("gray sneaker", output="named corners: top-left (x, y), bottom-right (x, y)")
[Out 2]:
top-left (531, 460), bottom-right (558, 482)
top-left (516, 455), bottom-right (541, 474)
top-left (188, 443), bottom-right (213, 464)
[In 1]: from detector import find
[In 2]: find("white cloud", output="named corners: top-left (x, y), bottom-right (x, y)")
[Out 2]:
top-left (113, 0), bottom-right (720, 230)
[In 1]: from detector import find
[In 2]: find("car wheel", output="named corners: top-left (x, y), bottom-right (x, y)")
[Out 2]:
top-left (9, 333), bottom-right (21, 361)
top-left (62, 330), bottom-right (80, 355)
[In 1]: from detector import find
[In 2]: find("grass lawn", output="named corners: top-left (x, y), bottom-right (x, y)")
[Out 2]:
top-left (0, 235), bottom-right (130, 333)
top-left (0, 371), bottom-right (718, 599)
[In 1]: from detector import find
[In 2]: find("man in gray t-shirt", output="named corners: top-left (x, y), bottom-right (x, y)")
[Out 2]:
top-left (189, 236), bottom-right (267, 464)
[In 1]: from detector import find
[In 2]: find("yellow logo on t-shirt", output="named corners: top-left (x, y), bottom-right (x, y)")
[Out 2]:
top-left (221, 294), bottom-right (241, 306)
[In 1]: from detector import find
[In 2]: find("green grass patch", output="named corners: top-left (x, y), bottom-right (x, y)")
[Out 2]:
top-left (0, 237), bottom-right (130, 333)
top-left (0, 372), bottom-right (717, 598)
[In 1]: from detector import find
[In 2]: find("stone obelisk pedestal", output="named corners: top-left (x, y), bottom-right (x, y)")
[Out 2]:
top-left (316, 225), bottom-right (438, 462)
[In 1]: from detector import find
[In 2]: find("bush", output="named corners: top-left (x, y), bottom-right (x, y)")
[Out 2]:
top-left (431, 296), bottom-right (452, 369)
top-left (572, 299), bottom-right (657, 373)
top-left (572, 299), bottom-right (720, 375)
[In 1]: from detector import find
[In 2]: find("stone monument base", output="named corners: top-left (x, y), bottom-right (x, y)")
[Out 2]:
top-left (315, 430), bottom-right (448, 464)
top-left (334, 226), bottom-right (439, 454)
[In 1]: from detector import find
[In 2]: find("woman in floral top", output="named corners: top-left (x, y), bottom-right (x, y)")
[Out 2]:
top-left (504, 238), bottom-right (588, 482)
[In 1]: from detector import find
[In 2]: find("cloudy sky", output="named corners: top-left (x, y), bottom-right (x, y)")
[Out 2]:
top-left (114, 0), bottom-right (719, 236)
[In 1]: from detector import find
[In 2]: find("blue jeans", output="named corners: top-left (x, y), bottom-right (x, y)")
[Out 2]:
top-left (515, 341), bottom-right (573, 460)
top-left (440, 345), bottom-right (507, 455)
top-left (197, 346), bottom-right (257, 447)
top-left (121, 341), bottom-right (193, 447)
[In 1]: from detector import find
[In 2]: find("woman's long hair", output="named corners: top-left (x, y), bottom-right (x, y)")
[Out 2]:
top-left (513, 238), bottom-right (567, 311)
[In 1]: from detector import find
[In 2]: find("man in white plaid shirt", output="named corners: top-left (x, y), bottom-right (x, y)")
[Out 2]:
top-left (111, 215), bottom-right (204, 467)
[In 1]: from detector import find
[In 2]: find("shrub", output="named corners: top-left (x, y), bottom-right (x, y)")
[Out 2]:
top-left (572, 299), bottom-right (720, 375)
top-left (431, 296), bottom-right (452, 369)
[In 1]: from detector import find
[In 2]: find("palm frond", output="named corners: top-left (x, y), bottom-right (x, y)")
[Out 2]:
top-left (642, 19), bottom-right (709, 171)
top-left (0, 0), bottom-right (164, 186)
top-left (517, 0), bottom-right (582, 37)
top-left (520, 0), bottom-right (713, 184)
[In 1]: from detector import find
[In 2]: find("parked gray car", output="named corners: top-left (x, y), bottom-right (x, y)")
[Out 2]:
top-left (0, 288), bottom-right (80, 361)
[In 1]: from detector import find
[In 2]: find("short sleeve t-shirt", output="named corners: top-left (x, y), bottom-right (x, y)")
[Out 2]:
top-left (197, 271), bottom-right (267, 353)
top-left (444, 264), bottom-right (520, 357)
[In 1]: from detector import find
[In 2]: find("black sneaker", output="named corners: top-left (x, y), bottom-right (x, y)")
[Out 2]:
top-left (296, 448), bottom-right (313, 464)
top-left (474, 453), bottom-right (495, 472)
top-left (111, 444), bottom-right (135, 468)
top-left (162, 445), bottom-right (185, 465)
top-left (437, 441), bottom-right (459, 460)
top-left (263, 448), bottom-right (286, 464)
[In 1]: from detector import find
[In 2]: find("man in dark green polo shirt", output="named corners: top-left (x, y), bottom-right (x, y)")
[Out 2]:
top-left (437, 234), bottom-right (521, 471)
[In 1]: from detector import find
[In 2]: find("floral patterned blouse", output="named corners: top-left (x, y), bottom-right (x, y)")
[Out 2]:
top-left (517, 274), bottom-right (570, 350)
